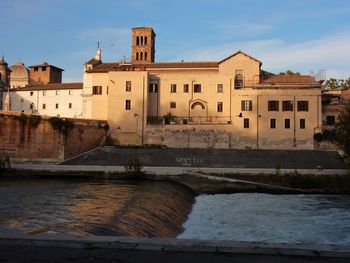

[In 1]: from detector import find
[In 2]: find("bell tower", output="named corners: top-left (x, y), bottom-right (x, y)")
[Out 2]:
top-left (132, 27), bottom-right (156, 64)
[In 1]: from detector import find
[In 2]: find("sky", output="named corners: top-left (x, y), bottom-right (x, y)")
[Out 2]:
top-left (1, 0), bottom-right (350, 82)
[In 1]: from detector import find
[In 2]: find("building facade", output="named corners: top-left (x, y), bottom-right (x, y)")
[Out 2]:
top-left (81, 27), bottom-right (322, 150)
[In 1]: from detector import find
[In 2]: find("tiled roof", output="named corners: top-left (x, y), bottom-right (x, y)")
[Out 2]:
top-left (10, 82), bottom-right (83, 91)
top-left (261, 75), bottom-right (319, 85)
top-left (220, 51), bottom-right (262, 65)
top-left (147, 62), bottom-right (219, 69)
top-left (28, 62), bottom-right (64, 71)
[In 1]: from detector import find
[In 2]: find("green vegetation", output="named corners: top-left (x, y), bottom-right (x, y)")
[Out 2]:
top-left (333, 102), bottom-right (350, 159)
top-left (0, 155), bottom-right (11, 175)
top-left (28, 115), bottom-right (41, 127)
top-left (279, 70), bottom-right (301, 75)
top-left (124, 155), bottom-right (144, 175)
top-left (48, 117), bottom-right (73, 131)
top-left (326, 78), bottom-right (350, 90)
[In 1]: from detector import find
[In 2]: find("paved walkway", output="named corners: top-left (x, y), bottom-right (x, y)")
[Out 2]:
top-left (1, 235), bottom-right (350, 263)
top-left (11, 163), bottom-right (349, 176)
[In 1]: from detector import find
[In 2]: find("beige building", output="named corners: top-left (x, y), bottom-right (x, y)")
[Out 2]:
top-left (82, 27), bottom-right (322, 150)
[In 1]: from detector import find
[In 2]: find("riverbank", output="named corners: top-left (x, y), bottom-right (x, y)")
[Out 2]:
top-left (3, 164), bottom-right (350, 194)
top-left (1, 234), bottom-right (350, 263)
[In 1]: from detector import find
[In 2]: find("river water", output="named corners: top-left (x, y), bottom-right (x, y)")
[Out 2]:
top-left (179, 193), bottom-right (350, 245)
top-left (1, 178), bottom-right (350, 245)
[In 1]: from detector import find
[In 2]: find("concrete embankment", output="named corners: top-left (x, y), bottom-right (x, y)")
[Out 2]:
top-left (1, 235), bottom-right (350, 263)
top-left (5, 164), bottom-right (350, 194)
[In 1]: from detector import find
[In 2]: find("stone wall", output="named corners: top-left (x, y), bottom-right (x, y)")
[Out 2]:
top-left (0, 111), bottom-right (108, 162)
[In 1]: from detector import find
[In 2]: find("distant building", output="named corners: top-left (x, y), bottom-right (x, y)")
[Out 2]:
top-left (81, 27), bottom-right (322, 150)
top-left (9, 62), bottom-right (30, 88)
top-left (29, 62), bottom-right (63, 85)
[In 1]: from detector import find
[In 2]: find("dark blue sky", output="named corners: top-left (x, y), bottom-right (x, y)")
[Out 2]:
top-left (1, 0), bottom-right (350, 81)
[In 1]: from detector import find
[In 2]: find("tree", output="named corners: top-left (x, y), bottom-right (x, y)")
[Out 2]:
top-left (334, 102), bottom-right (350, 159)
top-left (279, 70), bottom-right (300, 75)
top-left (326, 77), bottom-right (350, 90)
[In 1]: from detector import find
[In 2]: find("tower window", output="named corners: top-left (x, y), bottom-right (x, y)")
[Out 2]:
top-left (145, 36), bottom-right (147, 45)
top-left (136, 36), bottom-right (140, 45)
top-left (145, 52), bottom-right (148, 61)
top-left (141, 36), bottom-right (144, 45)
top-left (42, 66), bottom-right (46, 71)
top-left (136, 52), bottom-right (139, 60)
top-left (140, 52), bottom-right (143, 60)
top-left (34, 67), bottom-right (38, 72)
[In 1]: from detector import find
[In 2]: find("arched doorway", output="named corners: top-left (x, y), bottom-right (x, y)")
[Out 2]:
top-left (190, 100), bottom-right (208, 123)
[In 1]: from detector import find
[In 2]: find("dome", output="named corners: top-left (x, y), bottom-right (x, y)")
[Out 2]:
top-left (10, 62), bottom-right (29, 80)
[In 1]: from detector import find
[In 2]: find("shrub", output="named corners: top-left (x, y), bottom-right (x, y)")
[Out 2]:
top-left (28, 115), bottom-right (41, 127)
top-left (48, 117), bottom-right (72, 131)
top-left (124, 155), bottom-right (144, 174)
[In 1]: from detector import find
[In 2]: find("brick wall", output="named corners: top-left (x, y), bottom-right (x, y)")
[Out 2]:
top-left (0, 111), bottom-right (108, 162)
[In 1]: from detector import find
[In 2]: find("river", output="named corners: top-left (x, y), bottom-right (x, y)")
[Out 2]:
top-left (1, 178), bottom-right (350, 245)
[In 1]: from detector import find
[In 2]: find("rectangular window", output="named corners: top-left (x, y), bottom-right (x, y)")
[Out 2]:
top-left (30, 91), bottom-right (34, 96)
top-left (55, 103), bottom-right (59, 109)
top-left (92, 86), bottom-right (102, 95)
top-left (194, 84), bottom-right (201, 93)
top-left (170, 84), bottom-right (177, 93)
top-left (34, 67), bottom-right (38, 72)
top-left (282, 100), bottom-right (293, 111)
top-left (149, 84), bottom-right (158, 93)
top-left (270, 119), bottom-right (276, 129)
top-left (56, 90), bottom-right (60, 95)
top-left (297, 101), bottom-right (309, 111)
top-left (300, 119), bottom-right (305, 129)
top-left (217, 84), bottom-right (223, 93)
top-left (183, 84), bottom-right (189, 93)
top-left (285, 119), bottom-right (290, 129)
top-left (125, 100), bottom-right (131, 110)
top-left (69, 90), bottom-right (72, 95)
top-left (217, 102), bottom-right (223, 112)
top-left (268, 100), bottom-right (279, 111)
top-left (243, 118), bottom-right (249, 128)
top-left (42, 66), bottom-right (46, 71)
top-left (170, 102), bottom-right (176, 108)
top-left (69, 103), bottom-right (72, 109)
top-left (42, 91), bottom-right (46, 96)
top-left (42, 104), bottom-right (46, 109)
top-left (126, 81), bottom-right (132, 92)
top-left (241, 100), bottom-right (252, 111)
top-left (326, 115), bottom-right (336, 125)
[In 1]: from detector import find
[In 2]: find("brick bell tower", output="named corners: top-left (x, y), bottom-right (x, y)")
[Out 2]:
top-left (131, 27), bottom-right (156, 64)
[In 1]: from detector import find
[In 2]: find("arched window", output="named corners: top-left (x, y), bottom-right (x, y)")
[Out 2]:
top-left (136, 37), bottom-right (140, 46)
top-left (140, 36), bottom-right (144, 45)
top-left (136, 52), bottom-right (139, 60)
top-left (234, 74), bottom-right (243, 89)
top-left (144, 36), bottom-right (147, 45)
top-left (140, 52), bottom-right (143, 60)
top-left (145, 52), bottom-right (148, 61)
top-left (191, 101), bottom-right (205, 109)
